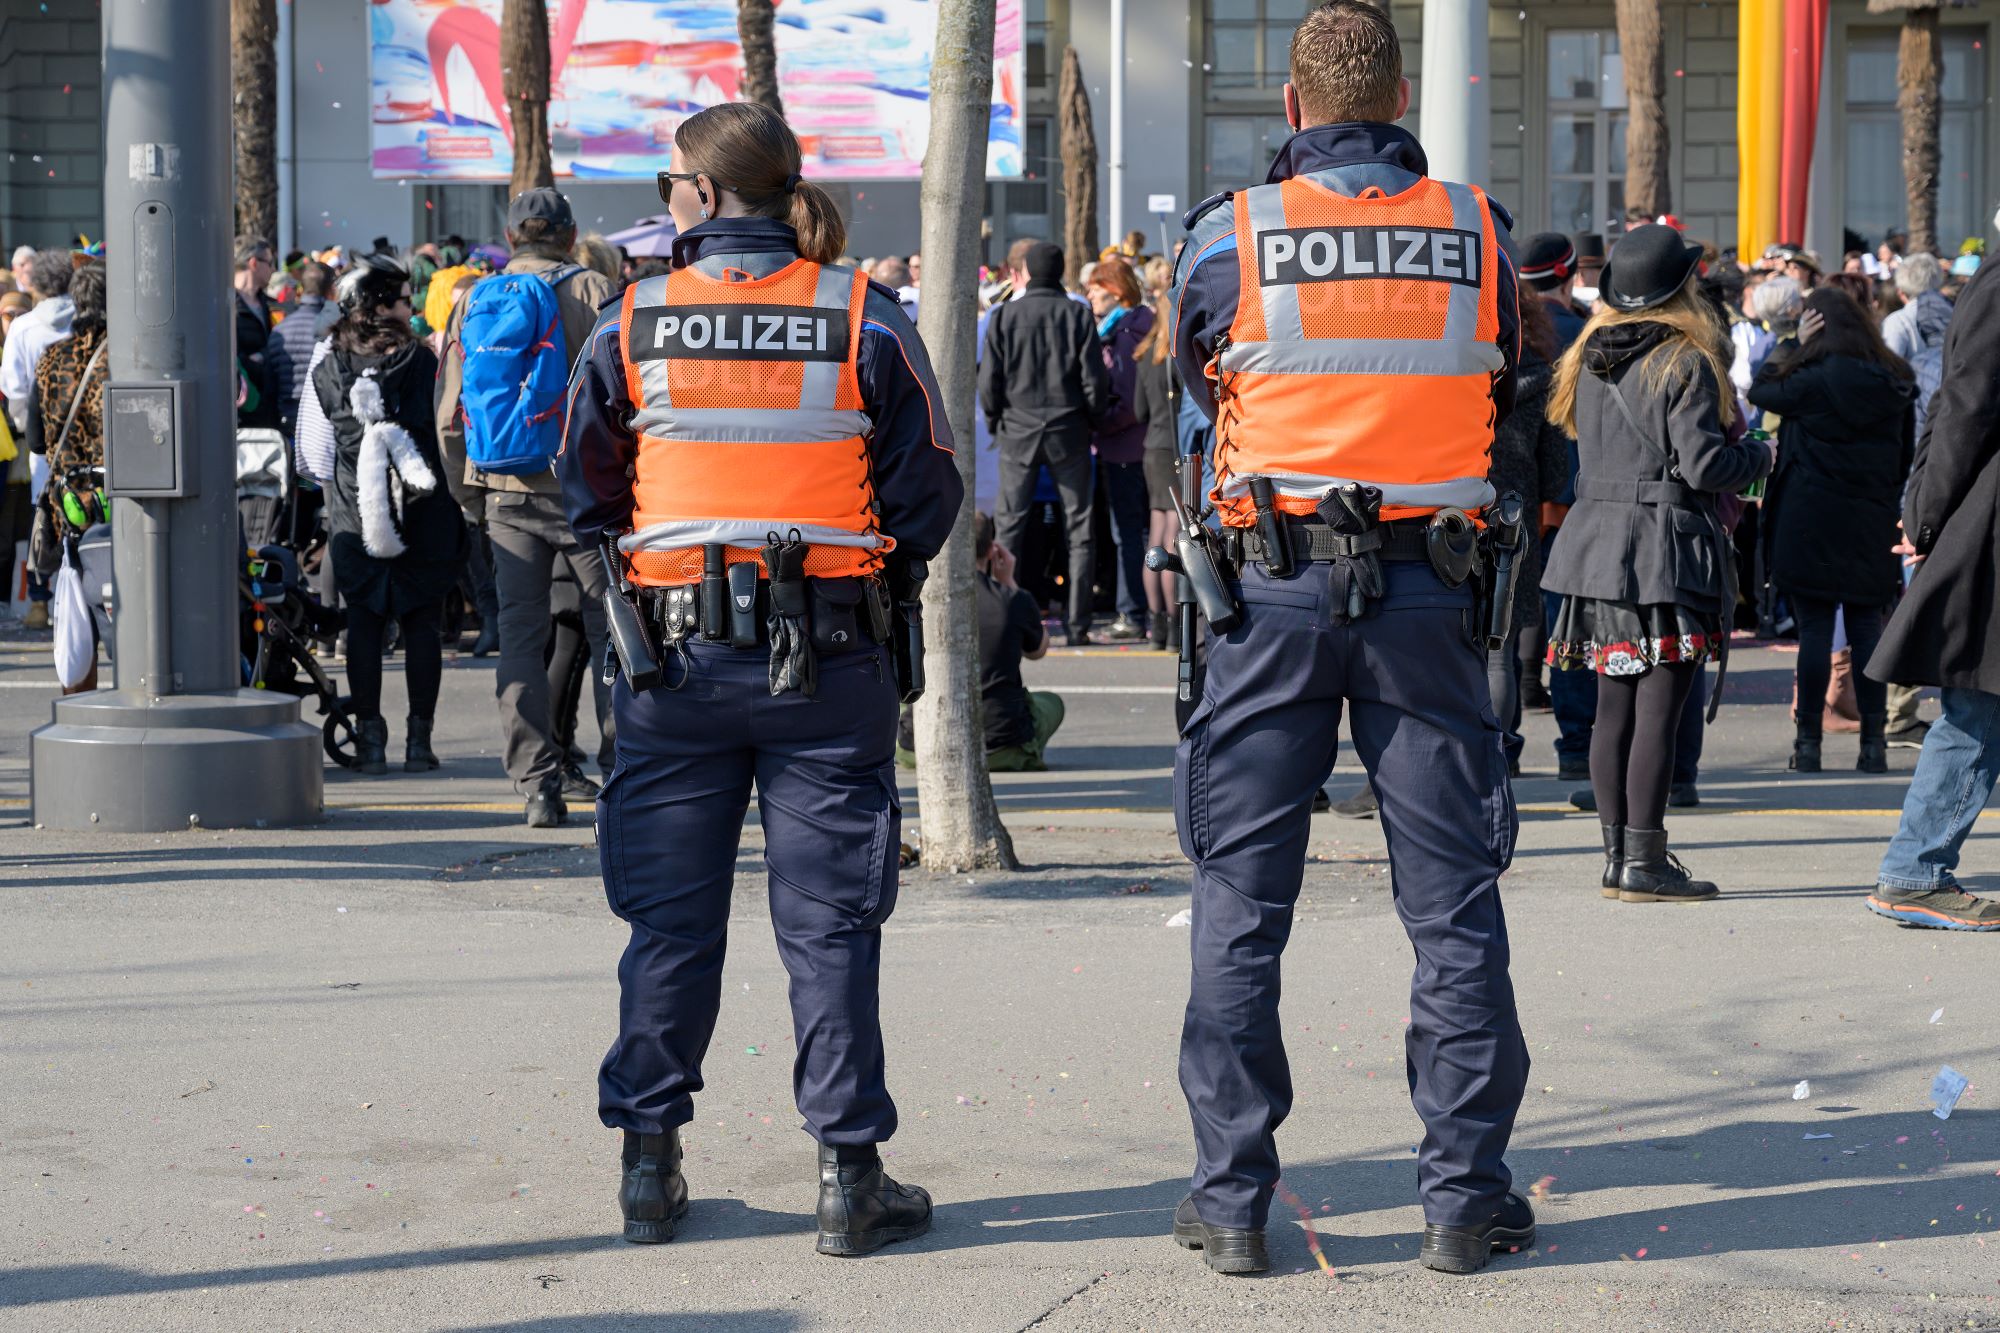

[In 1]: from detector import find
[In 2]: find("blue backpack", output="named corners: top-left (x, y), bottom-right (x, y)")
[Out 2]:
top-left (459, 264), bottom-right (583, 475)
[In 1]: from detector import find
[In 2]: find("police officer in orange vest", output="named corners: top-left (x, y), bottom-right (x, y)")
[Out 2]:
top-left (558, 103), bottom-right (962, 1256)
top-left (1167, 2), bottom-right (1532, 1275)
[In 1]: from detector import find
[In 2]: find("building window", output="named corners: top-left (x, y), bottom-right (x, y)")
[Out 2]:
top-left (1025, 0), bottom-right (1064, 93)
top-left (1845, 27), bottom-right (1987, 250)
top-left (1546, 29), bottom-right (1627, 235)
top-left (1198, 0), bottom-right (1313, 199)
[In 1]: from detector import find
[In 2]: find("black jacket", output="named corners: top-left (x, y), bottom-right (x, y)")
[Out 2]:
top-left (314, 338), bottom-right (466, 618)
top-left (1748, 353), bottom-right (1915, 607)
top-left (1542, 323), bottom-right (1770, 609)
top-left (236, 290), bottom-right (281, 430)
top-left (1131, 352), bottom-right (1177, 454)
top-left (1485, 353), bottom-right (1572, 616)
top-left (977, 283), bottom-right (1111, 460)
top-left (1869, 261), bottom-right (2000, 693)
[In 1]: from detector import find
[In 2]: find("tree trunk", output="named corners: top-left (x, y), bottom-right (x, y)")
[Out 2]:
top-left (503, 0), bottom-right (555, 196)
top-left (737, 0), bottom-right (786, 118)
top-left (914, 0), bottom-right (1017, 874)
top-left (1057, 45), bottom-right (1099, 287)
top-left (1896, 7), bottom-right (1943, 254)
top-left (229, 0), bottom-right (278, 243)
top-left (1614, 0), bottom-right (1670, 219)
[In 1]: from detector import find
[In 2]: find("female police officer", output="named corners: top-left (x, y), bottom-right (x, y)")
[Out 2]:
top-left (557, 102), bottom-right (962, 1255)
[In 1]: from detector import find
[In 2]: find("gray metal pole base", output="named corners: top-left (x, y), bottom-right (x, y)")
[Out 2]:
top-left (30, 690), bottom-right (324, 831)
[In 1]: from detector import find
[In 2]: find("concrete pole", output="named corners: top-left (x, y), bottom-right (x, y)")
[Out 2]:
top-left (277, 0), bottom-right (295, 255)
top-left (1108, 0), bottom-right (1126, 246)
top-left (30, 0), bottom-right (321, 832)
top-left (1418, 0), bottom-right (1490, 189)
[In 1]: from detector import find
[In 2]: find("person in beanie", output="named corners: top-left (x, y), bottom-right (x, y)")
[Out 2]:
top-left (1543, 224), bottom-right (1773, 903)
top-left (1519, 232), bottom-right (1586, 351)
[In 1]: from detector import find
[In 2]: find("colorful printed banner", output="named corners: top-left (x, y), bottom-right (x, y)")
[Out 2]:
top-left (369, 0), bottom-right (1025, 182)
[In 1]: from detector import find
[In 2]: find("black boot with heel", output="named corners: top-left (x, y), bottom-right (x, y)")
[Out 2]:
top-left (1789, 714), bottom-right (1822, 773)
top-left (404, 716), bottom-right (439, 771)
top-left (1618, 827), bottom-right (1719, 903)
top-left (354, 717), bottom-right (388, 775)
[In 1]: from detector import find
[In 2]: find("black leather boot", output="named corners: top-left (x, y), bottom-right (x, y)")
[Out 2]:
top-left (1789, 713), bottom-right (1822, 773)
top-left (1171, 1195), bottom-right (1269, 1274)
top-left (1600, 824), bottom-right (1625, 900)
top-left (1419, 1192), bottom-right (1536, 1274)
top-left (619, 1128), bottom-right (689, 1244)
top-left (404, 716), bottom-right (439, 772)
top-left (1618, 827), bottom-right (1719, 903)
top-left (354, 717), bottom-right (388, 775)
top-left (814, 1144), bottom-right (930, 1256)
top-left (1857, 713), bottom-right (1888, 774)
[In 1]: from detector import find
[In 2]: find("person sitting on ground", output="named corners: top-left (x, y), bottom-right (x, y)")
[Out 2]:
top-left (975, 510), bottom-right (1065, 772)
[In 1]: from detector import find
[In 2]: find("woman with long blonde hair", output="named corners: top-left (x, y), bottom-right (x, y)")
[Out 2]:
top-left (1542, 225), bottom-right (1774, 905)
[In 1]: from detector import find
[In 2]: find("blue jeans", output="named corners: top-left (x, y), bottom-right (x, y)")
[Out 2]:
top-left (1878, 686), bottom-right (2000, 892)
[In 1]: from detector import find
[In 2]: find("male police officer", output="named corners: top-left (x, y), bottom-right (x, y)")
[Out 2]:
top-left (1168, 0), bottom-right (1532, 1276)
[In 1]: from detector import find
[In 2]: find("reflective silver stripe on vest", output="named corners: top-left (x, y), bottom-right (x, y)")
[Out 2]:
top-left (1218, 470), bottom-right (1496, 511)
top-left (1439, 182), bottom-right (1487, 344)
top-left (1219, 337), bottom-right (1505, 378)
top-left (621, 518), bottom-right (884, 554)
top-left (801, 265), bottom-right (858, 410)
top-left (1244, 185), bottom-right (1304, 342)
top-left (627, 274), bottom-right (677, 410)
top-left (630, 405), bottom-right (873, 443)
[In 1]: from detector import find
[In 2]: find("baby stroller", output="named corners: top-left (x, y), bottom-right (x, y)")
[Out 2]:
top-left (238, 430), bottom-right (355, 766)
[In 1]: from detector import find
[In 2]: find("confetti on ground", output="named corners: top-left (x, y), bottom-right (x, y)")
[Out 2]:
top-left (1803, 1133), bottom-right (1834, 1140)
top-left (1274, 1179), bottom-right (1334, 1276)
top-left (1792, 1080), bottom-right (1811, 1101)
top-left (1166, 909), bottom-right (1192, 928)
top-left (179, 1079), bottom-right (216, 1099)
top-left (1528, 1174), bottom-right (1558, 1200)
top-left (1930, 1066), bottom-right (1968, 1120)
top-left (1929, 1007), bottom-right (1945, 1024)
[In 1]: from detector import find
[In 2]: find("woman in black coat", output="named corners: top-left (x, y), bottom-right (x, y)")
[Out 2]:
top-left (313, 253), bottom-right (465, 775)
top-left (1749, 287), bottom-right (1915, 775)
top-left (1542, 226), bottom-right (1773, 903)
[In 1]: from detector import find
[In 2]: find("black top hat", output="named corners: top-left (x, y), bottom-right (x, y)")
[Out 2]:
top-left (1600, 224), bottom-right (1704, 312)
top-left (1571, 231), bottom-right (1607, 262)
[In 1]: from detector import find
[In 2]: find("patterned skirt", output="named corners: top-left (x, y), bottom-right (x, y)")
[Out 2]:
top-left (1547, 596), bottom-right (1723, 676)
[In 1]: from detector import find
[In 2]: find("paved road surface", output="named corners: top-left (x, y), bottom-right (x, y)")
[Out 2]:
top-left (3, 626), bottom-right (1996, 1331)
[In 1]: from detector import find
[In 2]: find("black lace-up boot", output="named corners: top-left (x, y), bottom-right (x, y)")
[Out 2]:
top-left (814, 1144), bottom-right (930, 1256)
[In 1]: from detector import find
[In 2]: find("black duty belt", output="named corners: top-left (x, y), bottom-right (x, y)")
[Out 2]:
top-left (1230, 520), bottom-right (1432, 568)
top-left (642, 575), bottom-right (887, 649)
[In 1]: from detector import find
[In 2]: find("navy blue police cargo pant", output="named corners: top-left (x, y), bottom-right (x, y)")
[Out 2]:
top-left (596, 638), bottom-right (902, 1148)
top-left (1176, 556), bottom-right (1529, 1231)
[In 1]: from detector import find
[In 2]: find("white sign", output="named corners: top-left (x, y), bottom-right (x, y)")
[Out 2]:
top-left (1148, 194), bottom-right (1178, 215)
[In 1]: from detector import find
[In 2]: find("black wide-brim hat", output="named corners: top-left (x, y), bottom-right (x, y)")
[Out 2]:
top-left (1601, 223), bottom-right (1704, 312)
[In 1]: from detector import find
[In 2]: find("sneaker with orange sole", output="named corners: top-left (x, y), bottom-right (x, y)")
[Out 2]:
top-left (1866, 886), bottom-right (2000, 931)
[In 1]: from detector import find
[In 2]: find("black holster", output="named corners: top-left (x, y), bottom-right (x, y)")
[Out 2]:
top-left (1479, 492), bottom-right (1527, 651)
top-left (760, 534), bottom-right (816, 697)
top-left (599, 533), bottom-right (664, 693)
top-left (887, 558), bottom-right (927, 704)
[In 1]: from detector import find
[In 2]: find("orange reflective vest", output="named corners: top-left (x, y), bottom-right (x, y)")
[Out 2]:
top-left (616, 259), bottom-right (889, 586)
top-left (1212, 174), bottom-right (1505, 525)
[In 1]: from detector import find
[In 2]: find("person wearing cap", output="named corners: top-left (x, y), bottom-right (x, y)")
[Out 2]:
top-left (1543, 224), bottom-right (1774, 905)
top-left (436, 184), bottom-right (616, 827)
top-left (1520, 232), bottom-right (1586, 352)
top-left (1170, 0), bottom-right (1532, 1279)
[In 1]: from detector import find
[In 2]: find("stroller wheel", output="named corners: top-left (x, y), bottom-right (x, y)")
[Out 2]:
top-left (323, 703), bottom-right (359, 769)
